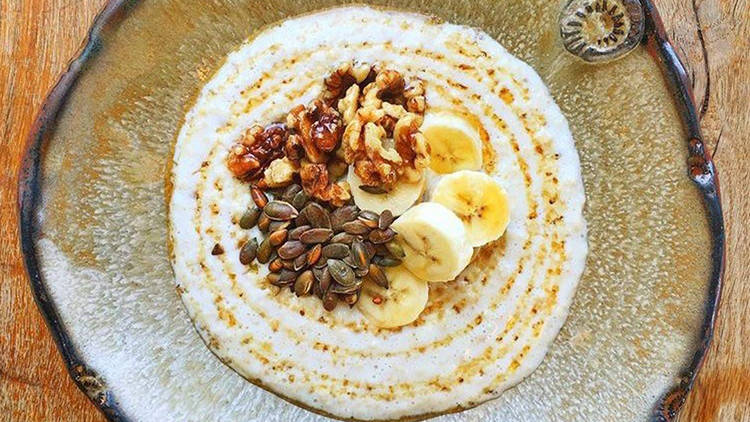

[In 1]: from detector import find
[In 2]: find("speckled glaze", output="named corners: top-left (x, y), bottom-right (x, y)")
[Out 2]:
top-left (18, 0), bottom-right (723, 421)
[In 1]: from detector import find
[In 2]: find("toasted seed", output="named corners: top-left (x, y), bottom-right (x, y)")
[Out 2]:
top-left (358, 211), bottom-right (380, 228)
top-left (258, 213), bottom-right (271, 233)
top-left (269, 229), bottom-right (288, 247)
top-left (363, 241), bottom-right (376, 260)
top-left (330, 232), bottom-right (356, 244)
top-left (366, 264), bottom-right (389, 289)
top-left (369, 228), bottom-right (395, 244)
top-left (307, 244), bottom-right (322, 266)
top-left (292, 190), bottom-right (309, 210)
top-left (266, 273), bottom-right (282, 286)
top-left (270, 220), bottom-right (292, 232)
top-left (295, 213), bottom-right (309, 227)
top-left (322, 243), bottom-right (350, 259)
top-left (279, 269), bottom-right (299, 282)
top-left (313, 279), bottom-right (324, 299)
top-left (355, 266), bottom-right (369, 277)
top-left (373, 256), bottom-right (402, 267)
top-left (282, 259), bottom-right (295, 270)
top-left (289, 225), bottom-right (310, 241)
top-left (359, 185), bottom-right (387, 194)
top-left (269, 258), bottom-right (283, 273)
top-left (378, 210), bottom-right (394, 230)
top-left (331, 279), bottom-right (362, 294)
top-left (331, 205), bottom-right (359, 231)
top-left (313, 266), bottom-right (332, 292)
top-left (351, 241), bottom-right (369, 269)
top-left (303, 203), bottom-right (331, 229)
top-left (385, 240), bottom-right (406, 258)
top-left (343, 255), bottom-right (358, 268)
top-left (314, 258), bottom-right (328, 269)
top-left (251, 186), bottom-right (268, 208)
top-left (211, 244), bottom-right (224, 255)
top-left (239, 206), bottom-right (261, 229)
top-left (341, 292), bottom-right (359, 306)
top-left (239, 239), bottom-right (258, 265)
top-left (282, 184), bottom-right (302, 203)
top-left (264, 200), bottom-right (299, 221)
top-left (342, 220), bottom-right (369, 235)
top-left (294, 271), bottom-right (314, 296)
top-left (278, 240), bottom-right (306, 260)
top-left (293, 253), bottom-right (308, 271)
top-left (300, 228), bottom-right (333, 244)
top-left (328, 259), bottom-right (356, 286)
top-left (322, 290), bottom-right (338, 311)
top-left (256, 238), bottom-right (273, 263)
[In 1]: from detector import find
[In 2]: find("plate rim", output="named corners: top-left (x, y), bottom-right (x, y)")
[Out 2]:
top-left (16, 0), bottom-right (725, 421)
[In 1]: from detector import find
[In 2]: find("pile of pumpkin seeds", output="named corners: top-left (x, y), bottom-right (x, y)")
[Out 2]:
top-left (237, 184), bottom-right (405, 311)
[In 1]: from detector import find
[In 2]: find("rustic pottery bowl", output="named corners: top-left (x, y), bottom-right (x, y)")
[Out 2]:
top-left (19, 0), bottom-right (724, 421)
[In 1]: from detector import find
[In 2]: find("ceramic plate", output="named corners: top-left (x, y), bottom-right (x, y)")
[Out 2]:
top-left (19, 0), bottom-right (723, 421)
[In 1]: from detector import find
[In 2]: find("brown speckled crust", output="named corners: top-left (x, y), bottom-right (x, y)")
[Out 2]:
top-left (18, 1), bottom-right (722, 422)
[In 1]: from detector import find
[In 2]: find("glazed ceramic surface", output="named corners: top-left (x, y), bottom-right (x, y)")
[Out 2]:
top-left (20, 0), bottom-right (721, 421)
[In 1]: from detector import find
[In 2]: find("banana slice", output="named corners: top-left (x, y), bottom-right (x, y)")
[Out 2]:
top-left (432, 170), bottom-right (510, 247)
top-left (391, 202), bottom-right (474, 282)
top-left (348, 167), bottom-right (425, 216)
top-left (421, 111), bottom-right (483, 174)
top-left (358, 265), bottom-right (429, 329)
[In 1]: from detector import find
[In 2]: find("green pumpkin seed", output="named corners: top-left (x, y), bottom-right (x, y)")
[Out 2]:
top-left (278, 269), bottom-right (299, 283)
top-left (293, 253), bottom-right (308, 271)
top-left (300, 228), bottom-right (333, 244)
top-left (239, 239), bottom-right (258, 265)
top-left (278, 240), bottom-right (306, 260)
top-left (351, 241), bottom-right (369, 269)
top-left (358, 211), bottom-right (380, 228)
top-left (294, 271), bottom-right (314, 296)
top-left (239, 206), bottom-right (261, 229)
top-left (268, 220), bottom-right (291, 233)
top-left (385, 240), bottom-right (406, 258)
top-left (378, 210), bottom-right (394, 230)
top-left (264, 200), bottom-right (299, 221)
top-left (313, 266), bottom-right (332, 292)
top-left (330, 205), bottom-right (359, 231)
top-left (342, 220), bottom-right (369, 235)
top-left (365, 264), bottom-right (389, 289)
top-left (289, 225), bottom-right (310, 241)
top-left (322, 243), bottom-right (350, 259)
top-left (303, 202), bottom-right (331, 229)
top-left (256, 238), bottom-right (273, 263)
top-left (328, 259), bottom-right (356, 287)
top-left (266, 273), bottom-right (282, 286)
top-left (331, 279), bottom-right (362, 294)
top-left (330, 232), bottom-right (357, 244)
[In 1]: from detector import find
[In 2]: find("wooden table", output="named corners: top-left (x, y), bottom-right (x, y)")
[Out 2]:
top-left (1, 1), bottom-right (747, 420)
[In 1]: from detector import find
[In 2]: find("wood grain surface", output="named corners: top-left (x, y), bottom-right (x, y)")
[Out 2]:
top-left (0, 0), bottom-right (747, 420)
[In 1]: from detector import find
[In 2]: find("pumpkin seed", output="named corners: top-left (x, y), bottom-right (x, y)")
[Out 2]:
top-left (266, 273), bottom-right (282, 286)
top-left (330, 205), bottom-right (359, 231)
top-left (279, 269), bottom-right (299, 283)
top-left (251, 185), bottom-right (268, 208)
top-left (313, 266), bottom-right (332, 292)
top-left (307, 244), bottom-right (322, 266)
top-left (269, 258), bottom-right (283, 273)
top-left (268, 220), bottom-right (291, 233)
top-left (369, 228), bottom-right (395, 244)
top-left (293, 253), bottom-right (308, 271)
top-left (269, 229), bottom-right (288, 247)
top-left (378, 210), bottom-right (394, 230)
top-left (355, 266), bottom-right (370, 277)
top-left (385, 240), bottom-right (406, 258)
top-left (322, 290), bottom-right (338, 311)
top-left (351, 241), bottom-right (369, 269)
top-left (300, 228), bottom-right (333, 244)
top-left (343, 255), bottom-right (358, 268)
top-left (322, 243), bottom-right (350, 259)
top-left (359, 185), bottom-right (387, 194)
top-left (342, 220), bottom-right (369, 235)
top-left (331, 279), bottom-right (362, 294)
top-left (264, 200), bottom-right (299, 221)
top-left (258, 213), bottom-right (271, 233)
top-left (330, 232), bottom-right (356, 244)
top-left (341, 292), bottom-right (359, 306)
top-left (278, 240), bottom-right (306, 260)
top-left (365, 264), bottom-right (389, 289)
top-left (239, 206), bottom-right (261, 229)
top-left (295, 213), bottom-right (309, 227)
top-left (282, 184), bottom-right (302, 203)
top-left (328, 259), bottom-right (356, 286)
top-left (239, 239), bottom-right (258, 265)
top-left (358, 211), bottom-right (380, 228)
top-left (282, 259), bottom-right (296, 270)
top-left (292, 190), bottom-right (309, 210)
top-left (256, 238), bottom-right (273, 263)
top-left (288, 225), bottom-right (310, 241)
top-left (303, 202), bottom-right (331, 229)
top-left (373, 256), bottom-right (402, 267)
top-left (363, 241), bottom-right (376, 260)
top-left (294, 271), bottom-right (314, 296)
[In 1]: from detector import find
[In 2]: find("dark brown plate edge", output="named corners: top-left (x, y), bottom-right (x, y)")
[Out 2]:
top-left (16, 1), bottom-right (725, 421)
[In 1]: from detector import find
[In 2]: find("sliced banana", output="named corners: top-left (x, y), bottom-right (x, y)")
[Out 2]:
top-left (358, 265), bottom-right (429, 329)
top-left (391, 202), bottom-right (474, 282)
top-left (421, 111), bottom-right (483, 174)
top-left (348, 167), bottom-right (425, 216)
top-left (432, 170), bottom-right (510, 247)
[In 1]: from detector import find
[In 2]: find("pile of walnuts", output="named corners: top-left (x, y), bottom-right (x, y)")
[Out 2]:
top-left (226, 63), bottom-right (428, 204)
